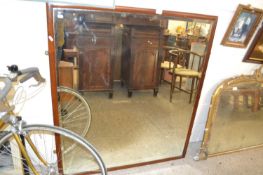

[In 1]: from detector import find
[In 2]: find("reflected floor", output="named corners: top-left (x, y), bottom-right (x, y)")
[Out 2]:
top-left (75, 82), bottom-right (194, 170)
top-left (208, 96), bottom-right (263, 154)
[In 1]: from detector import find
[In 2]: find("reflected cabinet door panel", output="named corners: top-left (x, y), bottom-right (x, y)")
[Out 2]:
top-left (80, 47), bottom-right (112, 91)
top-left (122, 27), bottom-right (161, 92)
top-left (131, 39), bottom-right (159, 89)
top-left (65, 26), bottom-right (114, 92)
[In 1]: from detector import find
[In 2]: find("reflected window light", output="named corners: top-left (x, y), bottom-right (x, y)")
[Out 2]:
top-left (57, 11), bottom-right (64, 19)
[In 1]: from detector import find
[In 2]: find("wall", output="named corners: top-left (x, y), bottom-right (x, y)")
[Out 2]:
top-left (1, 0), bottom-right (262, 142)
top-left (0, 1), bottom-right (53, 125)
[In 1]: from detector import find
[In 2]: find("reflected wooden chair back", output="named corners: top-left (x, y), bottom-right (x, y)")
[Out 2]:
top-left (169, 49), bottom-right (204, 103)
top-left (160, 46), bottom-right (183, 84)
top-left (160, 46), bottom-right (175, 82)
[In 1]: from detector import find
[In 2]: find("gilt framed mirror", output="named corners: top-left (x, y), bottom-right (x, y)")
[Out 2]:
top-left (196, 66), bottom-right (263, 160)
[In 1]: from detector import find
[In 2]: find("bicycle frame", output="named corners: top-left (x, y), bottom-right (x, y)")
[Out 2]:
top-left (0, 66), bottom-right (80, 175)
top-left (0, 120), bottom-right (6, 131)
top-left (0, 101), bottom-right (49, 175)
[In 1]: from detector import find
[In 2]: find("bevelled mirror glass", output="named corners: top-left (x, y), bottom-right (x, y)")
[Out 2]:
top-left (196, 66), bottom-right (263, 160)
top-left (49, 5), bottom-right (217, 173)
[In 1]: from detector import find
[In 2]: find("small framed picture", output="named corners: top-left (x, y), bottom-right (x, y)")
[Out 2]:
top-left (243, 22), bottom-right (263, 64)
top-left (221, 4), bottom-right (263, 48)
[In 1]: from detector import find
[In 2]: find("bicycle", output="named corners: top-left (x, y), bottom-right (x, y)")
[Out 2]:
top-left (0, 65), bottom-right (107, 175)
top-left (57, 86), bottom-right (91, 153)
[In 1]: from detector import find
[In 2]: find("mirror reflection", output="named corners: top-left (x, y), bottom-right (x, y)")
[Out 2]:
top-left (53, 8), bottom-right (214, 172)
top-left (197, 70), bottom-right (263, 159)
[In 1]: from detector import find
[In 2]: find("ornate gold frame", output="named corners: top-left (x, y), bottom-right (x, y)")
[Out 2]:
top-left (196, 65), bottom-right (263, 160)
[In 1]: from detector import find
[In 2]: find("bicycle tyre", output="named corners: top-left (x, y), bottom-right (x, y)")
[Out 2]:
top-left (57, 86), bottom-right (91, 139)
top-left (0, 124), bottom-right (107, 175)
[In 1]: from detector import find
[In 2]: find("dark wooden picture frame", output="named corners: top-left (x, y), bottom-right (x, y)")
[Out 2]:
top-left (243, 22), bottom-right (263, 64)
top-left (221, 4), bottom-right (263, 48)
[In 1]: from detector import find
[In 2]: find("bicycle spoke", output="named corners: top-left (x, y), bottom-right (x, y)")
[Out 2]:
top-left (57, 87), bottom-right (91, 147)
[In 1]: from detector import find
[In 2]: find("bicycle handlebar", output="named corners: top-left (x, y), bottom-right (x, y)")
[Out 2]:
top-left (19, 68), bottom-right (46, 84)
top-left (0, 66), bottom-right (46, 102)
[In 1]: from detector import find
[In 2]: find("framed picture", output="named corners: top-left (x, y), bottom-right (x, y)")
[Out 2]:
top-left (243, 22), bottom-right (263, 64)
top-left (221, 4), bottom-right (263, 48)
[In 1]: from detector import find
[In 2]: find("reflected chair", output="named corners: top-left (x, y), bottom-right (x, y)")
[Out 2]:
top-left (160, 46), bottom-right (175, 84)
top-left (169, 49), bottom-right (204, 103)
top-left (160, 46), bottom-right (182, 84)
top-left (176, 37), bottom-right (190, 50)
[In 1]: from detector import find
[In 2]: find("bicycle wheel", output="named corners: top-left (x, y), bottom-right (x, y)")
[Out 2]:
top-left (57, 86), bottom-right (91, 139)
top-left (0, 124), bottom-right (107, 175)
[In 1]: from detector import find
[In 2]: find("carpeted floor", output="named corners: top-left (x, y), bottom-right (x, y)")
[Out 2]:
top-left (82, 82), bottom-right (194, 170)
top-left (110, 142), bottom-right (263, 175)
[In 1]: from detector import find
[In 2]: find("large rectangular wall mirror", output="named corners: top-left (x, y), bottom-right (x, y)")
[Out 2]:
top-left (47, 4), bottom-right (217, 173)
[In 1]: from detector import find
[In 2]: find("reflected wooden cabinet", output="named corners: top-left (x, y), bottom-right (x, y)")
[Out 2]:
top-left (65, 24), bottom-right (115, 98)
top-left (58, 49), bottom-right (80, 90)
top-left (58, 61), bottom-right (74, 88)
top-left (63, 11), bottom-right (163, 98)
top-left (121, 27), bottom-right (161, 97)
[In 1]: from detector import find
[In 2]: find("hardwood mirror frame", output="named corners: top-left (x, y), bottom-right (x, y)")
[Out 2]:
top-left (46, 3), bottom-right (218, 171)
